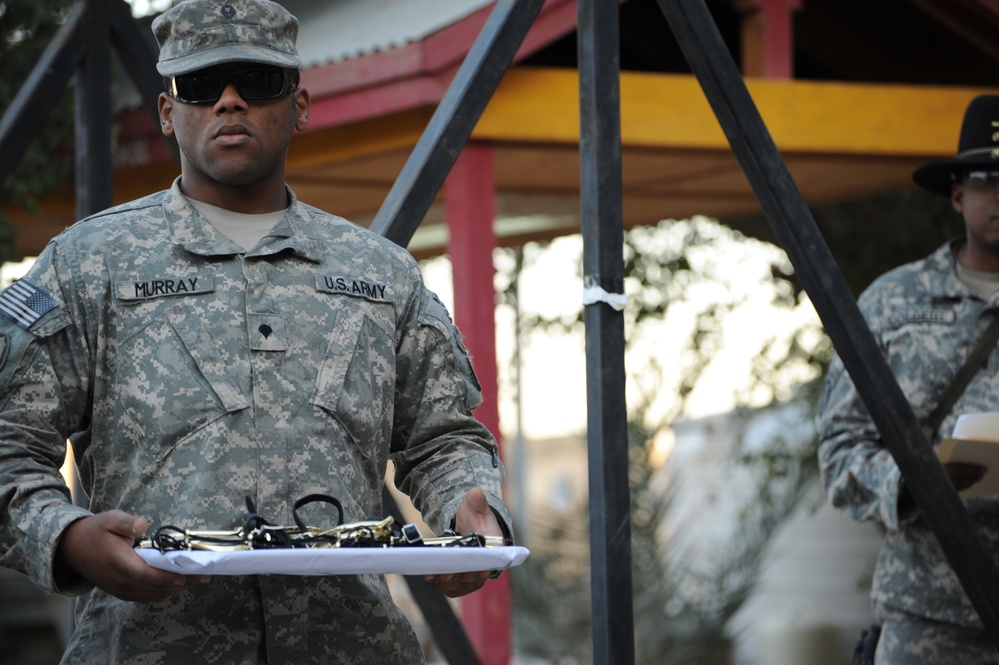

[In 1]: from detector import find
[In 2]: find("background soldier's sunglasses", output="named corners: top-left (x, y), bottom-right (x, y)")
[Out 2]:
top-left (170, 68), bottom-right (296, 104)
top-left (963, 170), bottom-right (999, 189)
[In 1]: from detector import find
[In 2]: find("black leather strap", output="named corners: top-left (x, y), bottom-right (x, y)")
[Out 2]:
top-left (924, 312), bottom-right (999, 440)
top-left (292, 493), bottom-right (345, 531)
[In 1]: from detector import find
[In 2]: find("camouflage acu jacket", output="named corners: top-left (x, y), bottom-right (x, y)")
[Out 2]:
top-left (818, 239), bottom-right (999, 629)
top-left (0, 181), bottom-right (510, 664)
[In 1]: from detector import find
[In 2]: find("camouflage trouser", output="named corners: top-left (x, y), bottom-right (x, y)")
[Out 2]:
top-left (873, 602), bottom-right (999, 664)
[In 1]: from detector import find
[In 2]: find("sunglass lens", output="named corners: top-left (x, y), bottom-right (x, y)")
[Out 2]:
top-left (234, 70), bottom-right (287, 100)
top-left (173, 73), bottom-right (223, 104)
top-left (966, 171), bottom-right (999, 189)
top-left (172, 69), bottom-right (290, 104)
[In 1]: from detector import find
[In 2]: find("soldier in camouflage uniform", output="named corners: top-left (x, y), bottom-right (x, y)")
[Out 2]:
top-left (0, 1), bottom-right (512, 663)
top-left (819, 95), bottom-right (999, 664)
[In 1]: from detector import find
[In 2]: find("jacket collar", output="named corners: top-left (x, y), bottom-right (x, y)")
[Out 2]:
top-left (163, 178), bottom-right (325, 263)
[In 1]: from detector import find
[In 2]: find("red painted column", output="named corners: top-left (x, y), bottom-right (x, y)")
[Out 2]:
top-left (762, 0), bottom-right (801, 79)
top-left (736, 0), bottom-right (801, 79)
top-left (444, 141), bottom-right (511, 665)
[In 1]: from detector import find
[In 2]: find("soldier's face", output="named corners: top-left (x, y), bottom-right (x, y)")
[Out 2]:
top-left (158, 64), bottom-right (310, 192)
top-left (953, 171), bottom-right (999, 257)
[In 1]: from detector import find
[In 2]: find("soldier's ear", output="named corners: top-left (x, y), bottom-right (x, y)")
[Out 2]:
top-left (158, 93), bottom-right (175, 138)
top-left (294, 88), bottom-right (310, 132)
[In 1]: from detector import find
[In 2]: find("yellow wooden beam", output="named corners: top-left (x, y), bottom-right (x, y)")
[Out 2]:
top-left (473, 67), bottom-right (998, 157)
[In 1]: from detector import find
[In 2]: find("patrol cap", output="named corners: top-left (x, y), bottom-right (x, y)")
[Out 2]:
top-left (153, 0), bottom-right (300, 76)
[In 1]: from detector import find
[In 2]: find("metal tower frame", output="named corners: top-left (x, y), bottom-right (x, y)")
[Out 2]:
top-left (2, 0), bottom-right (999, 662)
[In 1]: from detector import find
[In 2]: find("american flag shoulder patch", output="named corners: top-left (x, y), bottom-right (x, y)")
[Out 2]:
top-left (0, 279), bottom-right (59, 329)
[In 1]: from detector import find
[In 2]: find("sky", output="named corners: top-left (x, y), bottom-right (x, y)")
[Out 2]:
top-left (127, 0), bottom-right (174, 16)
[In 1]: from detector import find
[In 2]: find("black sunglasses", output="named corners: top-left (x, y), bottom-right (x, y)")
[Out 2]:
top-left (170, 68), bottom-right (296, 104)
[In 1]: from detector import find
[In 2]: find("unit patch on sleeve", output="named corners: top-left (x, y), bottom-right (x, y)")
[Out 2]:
top-left (316, 275), bottom-right (393, 303)
top-left (0, 279), bottom-right (59, 329)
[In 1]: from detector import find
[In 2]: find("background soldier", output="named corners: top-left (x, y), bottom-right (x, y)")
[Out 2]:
top-left (819, 94), bottom-right (999, 664)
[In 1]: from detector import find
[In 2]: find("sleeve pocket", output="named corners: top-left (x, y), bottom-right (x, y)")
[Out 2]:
top-left (418, 293), bottom-right (483, 410)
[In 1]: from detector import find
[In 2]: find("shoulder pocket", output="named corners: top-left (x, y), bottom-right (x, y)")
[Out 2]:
top-left (0, 303), bottom-right (70, 404)
top-left (418, 293), bottom-right (482, 409)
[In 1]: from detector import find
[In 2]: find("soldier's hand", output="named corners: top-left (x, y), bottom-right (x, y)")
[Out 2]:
top-left (56, 510), bottom-right (210, 602)
top-left (423, 487), bottom-right (502, 598)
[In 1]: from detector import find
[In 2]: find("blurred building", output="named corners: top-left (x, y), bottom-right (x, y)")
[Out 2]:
top-left (669, 406), bottom-right (881, 665)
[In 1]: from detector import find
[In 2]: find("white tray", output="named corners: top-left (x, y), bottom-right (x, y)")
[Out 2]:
top-left (136, 545), bottom-right (530, 576)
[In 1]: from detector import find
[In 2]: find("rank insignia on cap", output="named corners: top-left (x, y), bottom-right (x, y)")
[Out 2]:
top-left (220, 4), bottom-right (236, 20)
top-left (0, 279), bottom-right (58, 329)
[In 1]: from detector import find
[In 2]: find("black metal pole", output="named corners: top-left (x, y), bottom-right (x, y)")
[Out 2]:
top-left (0, 1), bottom-right (87, 189)
top-left (578, 1), bottom-right (635, 663)
top-left (368, 0), bottom-right (546, 247)
top-left (656, 0), bottom-right (999, 647)
top-left (75, 0), bottom-right (114, 219)
top-left (109, 0), bottom-right (180, 164)
top-left (381, 489), bottom-right (482, 665)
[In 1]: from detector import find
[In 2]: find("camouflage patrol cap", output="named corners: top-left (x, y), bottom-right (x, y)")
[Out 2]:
top-left (153, 0), bottom-right (300, 76)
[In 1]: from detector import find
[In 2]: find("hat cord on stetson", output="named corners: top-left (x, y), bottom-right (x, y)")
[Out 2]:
top-left (956, 146), bottom-right (999, 160)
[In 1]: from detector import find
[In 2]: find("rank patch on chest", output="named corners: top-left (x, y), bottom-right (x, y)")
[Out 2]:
top-left (316, 276), bottom-right (393, 303)
top-left (115, 275), bottom-right (216, 302)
